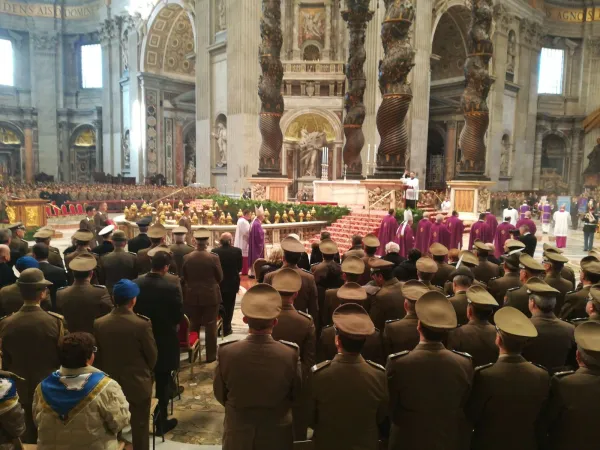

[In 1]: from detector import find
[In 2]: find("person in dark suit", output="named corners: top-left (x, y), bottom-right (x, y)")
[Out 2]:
top-left (0, 244), bottom-right (16, 289)
top-left (94, 202), bottom-right (109, 245)
top-left (393, 248), bottom-right (421, 282)
top-left (211, 232), bottom-right (242, 336)
top-left (134, 250), bottom-right (183, 435)
top-left (91, 225), bottom-right (115, 256)
top-left (127, 218), bottom-right (152, 255)
top-left (79, 205), bottom-right (98, 247)
top-left (0, 229), bottom-right (19, 270)
top-left (518, 224), bottom-right (537, 257)
top-left (32, 243), bottom-right (67, 311)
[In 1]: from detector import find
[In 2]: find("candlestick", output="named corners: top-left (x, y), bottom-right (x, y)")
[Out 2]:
top-left (367, 144), bottom-right (371, 168)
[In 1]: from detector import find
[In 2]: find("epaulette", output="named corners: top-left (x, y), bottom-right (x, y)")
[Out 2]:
top-left (135, 313), bottom-right (150, 321)
top-left (451, 349), bottom-right (472, 359)
top-left (57, 286), bottom-right (69, 291)
top-left (321, 324), bottom-right (333, 330)
top-left (310, 262), bottom-right (320, 267)
top-left (565, 290), bottom-right (577, 295)
top-left (0, 314), bottom-right (11, 321)
top-left (554, 370), bottom-right (575, 378)
top-left (388, 350), bottom-right (409, 361)
top-left (475, 362), bottom-right (494, 372)
top-left (301, 268), bottom-right (311, 274)
top-left (435, 285), bottom-right (444, 290)
top-left (311, 360), bottom-right (331, 373)
top-left (297, 310), bottom-right (312, 320)
top-left (219, 339), bottom-right (239, 347)
top-left (489, 276), bottom-right (500, 282)
top-left (507, 286), bottom-right (520, 292)
top-left (366, 360), bottom-right (385, 371)
top-left (49, 247), bottom-right (59, 254)
top-left (46, 311), bottom-right (64, 321)
top-left (446, 295), bottom-right (452, 298)
top-left (531, 362), bottom-right (548, 371)
top-left (279, 339), bottom-right (299, 350)
top-left (93, 284), bottom-right (107, 289)
top-left (385, 318), bottom-right (401, 324)
top-left (128, 252), bottom-right (137, 256)
top-left (570, 318), bottom-right (588, 324)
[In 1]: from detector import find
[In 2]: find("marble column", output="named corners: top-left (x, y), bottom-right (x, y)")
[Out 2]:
top-left (196, 0), bottom-right (211, 186)
top-left (409, 0), bottom-right (433, 185)
top-left (570, 127), bottom-right (582, 195)
top-left (292, 2), bottom-right (301, 59)
top-left (445, 120), bottom-right (457, 183)
top-left (23, 120), bottom-right (34, 183)
top-left (93, 115), bottom-right (103, 175)
top-left (58, 120), bottom-right (70, 181)
top-left (175, 118), bottom-right (185, 186)
top-left (323, 2), bottom-right (332, 60)
top-left (533, 126), bottom-right (543, 190)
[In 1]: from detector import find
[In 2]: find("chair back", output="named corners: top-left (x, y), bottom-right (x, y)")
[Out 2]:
top-left (178, 314), bottom-right (191, 350)
top-left (76, 204), bottom-right (84, 214)
top-left (69, 204), bottom-right (77, 215)
top-left (60, 205), bottom-right (68, 215)
top-left (45, 205), bottom-right (52, 218)
top-left (253, 258), bottom-right (268, 279)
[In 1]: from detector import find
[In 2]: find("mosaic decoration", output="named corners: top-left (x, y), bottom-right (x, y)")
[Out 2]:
top-left (145, 88), bottom-right (159, 175)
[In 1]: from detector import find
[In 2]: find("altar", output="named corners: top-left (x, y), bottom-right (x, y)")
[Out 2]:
top-left (313, 180), bottom-right (366, 207)
top-left (5, 199), bottom-right (48, 228)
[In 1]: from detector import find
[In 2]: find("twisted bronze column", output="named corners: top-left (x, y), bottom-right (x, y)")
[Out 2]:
top-left (341, 0), bottom-right (373, 179)
top-left (257, 0), bottom-right (284, 176)
top-left (458, 0), bottom-right (494, 178)
top-left (374, 0), bottom-right (415, 178)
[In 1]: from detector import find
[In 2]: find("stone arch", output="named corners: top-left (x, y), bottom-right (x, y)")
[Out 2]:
top-left (141, 1), bottom-right (196, 78)
top-left (0, 121), bottom-right (24, 180)
top-left (280, 108), bottom-right (343, 144)
top-left (431, 4), bottom-right (471, 81)
top-left (69, 124), bottom-right (97, 182)
top-left (426, 126), bottom-right (446, 189)
top-left (302, 40), bottom-right (322, 60)
top-left (541, 131), bottom-right (569, 179)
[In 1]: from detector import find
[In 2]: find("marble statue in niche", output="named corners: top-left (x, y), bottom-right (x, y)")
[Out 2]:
top-left (506, 31), bottom-right (516, 76)
top-left (298, 128), bottom-right (327, 177)
top-left (212, 121), bottom-right (227, 168)
top-left (122, 129), bottom-right (130, 169)
top-left (217, 0), bottom-right (227, 31)
top-left (184, 134), bottom-right (196, 185)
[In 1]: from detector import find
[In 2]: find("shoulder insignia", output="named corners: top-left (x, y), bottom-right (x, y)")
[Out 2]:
top-left (135, 313), bottom-right (150, 321)
top-left (531, 362), bottom-right (548, 371)
top-left (0, 314), bottom-right (11, 321)
top-left (128, 252), bottom-right (137, 256)
top-left (554, 370), bottom-right (575, 378)
top-left (451, 349), bottom-right (473, 359)
top-left (565, 290), bottom-right (577, 295)
top-left (475, 362), bottom-right (494, 372)
top-left (570, 318), bottom-right (588, 324)
top-left (92, 285), bottom-right (107, 289)
top-left (311, 360), bottom-right (331, 373)
top-left (218, 339), bottom-right (239, 347)
top-left (301, 269), bottom-right (311, 274)
top-left (49, 248), bottom-right (59, 254)
top-left (279, 339), bottom-right (299, 350)
top-left (310, 263), bottom-right (320, 267)
top-left (435, 285), bottom-right (444, 290)
top-left (388, 350), bottom-right (410, 361)
top-left (297, 310), bottom-right (313, 320)
top-left (446, 295), bottom-right (452, 298)
top-left (507, 286), bottom-right (520, 292)
top-left (321, 324), bottom-right (333, 330)
top-left (385, 318), bottom-right (401, 324)
top-left (57, 286), bottom-right (69, 291)
top-left (186, 244), bottom-right (194, 249)
top-left (489, 276), bottom-right (500, 282)
top-left (46, 311), bottom-right (64, 321)
top-left (366, 360), bottom-right (385, 371)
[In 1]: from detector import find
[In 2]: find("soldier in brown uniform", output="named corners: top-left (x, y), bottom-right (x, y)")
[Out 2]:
top-left (309, 303), bottom-right (388, 450)
top-left (169, 226), bottom-right (194, 276)
top-left (8, 223), bottom-right (28, 259)
top-left (448, 266), bottom-right (475, 326)
top-left (94, 279), bottom-right (158, 450)
top-left (178, 206), bottom-right (194, 245)
top-left (79, 206), bottom-right (98, 247)
top-left (98, 230), bottom-right (138, 293)
top-left (368, 258), bottom-right (405, 331)
top-left (473, 241), bottom-right (500, 284)
top-left (386, 291), bottom-right (473, 450)
top-left (504, 254), bottom-right (546, 317)
top-left (323, 256), bottom-right (364, 326)
top-left (415, 256), bottom-right (443, 293)
top-left (343, 235), bottom-right (366, 261)
top-left (0, 257), bottom-right (52, 315)
top-left (264, 237), bottom-right (319, 329)
top-left (522, 278), bottom-right (575, 374)
top-left (383, 280), bottom-right (430, 357)
top-left (543, 251), bottom-right (573, 315)
top-left (271, 268), bottom-right (315, 441)
top-left (181, 228), bottom-right (223, 362)
top-left (430, 243), bottom-right (454, 287)
top-left (32, 228), bottom-right (64, 270)
top-left (540, 321), bottom-right (600, 450)
top-left (137, 224), bottom-right (168, 275)
top-left (560, 259), bottom-right (600, 320)
top-left (311, 240), bottom-right (343, 327)
top-left (0, 268), bottom-right (64, 443)
top-left (318, 283), bottom-right (385, 365)
top-left (213, 284), bottom-right (302, 450)
top-left (57, 254), bottom-right (112, 333)
top-left (488, 252), bottom-right (522, 305)
top-left (447, 285), bottom-right (499, 367)
top-left (64, 229), bottom-right (99, 284)
top-left (543, 243), bottom-right (576, 286)
top-left (466, 306), bottom-right (549, 450)
top-left (94, 202), bottom-right (109, 244)
top-left (444, 251), bottom-right (480, 295)
top-left (358, 234), bottom-right (380, 285)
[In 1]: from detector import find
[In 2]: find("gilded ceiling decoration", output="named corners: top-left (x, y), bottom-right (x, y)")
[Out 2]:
top-left (285, 114), bottom-right (336, 142)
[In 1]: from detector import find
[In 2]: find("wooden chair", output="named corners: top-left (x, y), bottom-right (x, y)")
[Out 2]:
top-left (253, 258), bottom-right (268, 280)
top-left (178, 314), bottom-right (200, 375)
top-left (60, 205), bottom-right (68, 215)
top-left (68, 204), bottom-right (77, 215)
top-left (76, 203), bottom-right (84, 214)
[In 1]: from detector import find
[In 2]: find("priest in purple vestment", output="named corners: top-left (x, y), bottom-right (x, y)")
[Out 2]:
top-left (519, 202), bottom-right (530, 220)
top-left (446, 211), bottom-right (465, 250)
top-left (429, 214), bottom-right (451, 249)
top-left (415, 212), bottom-right (432, 254)
top-left (396, 210), bottom-right (415, 258)
top-left (469, 213), bottom-right (491, 250)
top-left (376, 209), bottom-right (399, 256)
top-left (494, 217), bottom-right (515, 258)
top-left (516, 211), bottom-right (537, 236)
top-left (541, 201), bottom-right (552, 234)
top-left (247, 205), bottom-right (265, 277)
top-left (485, 210), bottom-right (498, 238)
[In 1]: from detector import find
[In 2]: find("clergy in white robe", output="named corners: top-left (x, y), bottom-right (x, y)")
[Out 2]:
top-left (553, 206), bottom-right (571, 249)
top-left (234, 210), bottom-right (251, 275)
top-left (502, 207), bottom-right (519, 226)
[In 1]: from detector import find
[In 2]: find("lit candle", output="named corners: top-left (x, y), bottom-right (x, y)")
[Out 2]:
top-left (374, 145), bottom-right (378, 164)
top-left (367, 144), bottom-right (371, 165)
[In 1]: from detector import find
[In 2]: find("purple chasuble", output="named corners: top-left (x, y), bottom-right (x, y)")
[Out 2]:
top-left (397, 222), bottom-right (415, 258)
top-left (415, 219), bottom-right (432, 253)
top-left (446, 216), bottom-right (465, 250)
top-left (485, 213), bottom-right (498, 238)
top-left (494, 222), bottom-right (515, 258)
top-left (469, 221), bottom-right (491, 250)
top-left (376, 214), bottom-right (399, 256)
top-left (248, 218), bottom-right (265, 268)
top-left (429, 222), bottom-right (451, 249)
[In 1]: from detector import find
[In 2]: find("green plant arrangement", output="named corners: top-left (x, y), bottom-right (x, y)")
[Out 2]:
top-left (395, 208), bottom-right (424, 231)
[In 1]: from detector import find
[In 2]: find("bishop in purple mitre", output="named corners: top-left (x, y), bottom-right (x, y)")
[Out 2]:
top-left (469, 213), bottom-right (491, 250)
top-left (376, 209), bottom-right (400, 256)
top-left (248, 205), bottom-right (265, 276)
top-left (519, 202), bottom-right (530, 220)
top-left (494, 217), bottom-right (516, 258)
top-left (485, 210), bottom-right (498, 238)
top-left (446, 211), bottom-right (465, 250)
top-left (429, 214), bottom-right (451, 249)
top-left (415, 212), bottom-right (433, 253)
top-left (396, 210), bottom-right (415, 258)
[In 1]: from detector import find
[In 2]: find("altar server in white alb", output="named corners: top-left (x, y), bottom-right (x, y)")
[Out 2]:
top-left (553, 204), bottom-right (571, 249)
top-left (234, 209), bottom-right (251, 275)
top-left (403, 172), bottom-right (420, 209)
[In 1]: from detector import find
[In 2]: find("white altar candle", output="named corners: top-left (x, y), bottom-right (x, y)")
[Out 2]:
top-left (374, 145), bottom-right (378, 163)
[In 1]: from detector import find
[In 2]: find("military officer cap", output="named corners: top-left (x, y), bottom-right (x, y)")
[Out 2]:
top-left (337, 282), bottom-right (367, 302)
top-left (193, 228), bottom-right (211, 240)
top-left (341, 256), bottom-right (365, 275)
top-left (501, 252), bottom-right (520, 269)
top-left (466, 285), bottom-right (498, 307)
top-left (17, 268), bottom-right (53, 288)
top-left (280, 236), bottom-right (305, 253)
top-left (543, 243), bottom-right (564, 254)
top-left (319, 239), bottom-right (338, 255)
top-left (112, 230), bottom-right (127, 242)
top-left (147, 244), bottom-right (172, 257)
top-left (401, 280), bottom-right (430, 302)
top-left (473, 240), bottom-right (490, 252)
top-left (98, 224), bottom-right (115, 237)
top-left (589, 249), bottom-right (600, 260)
top-left (449, 265), bottom-right (474, 280)
top-left (575, 321), bottom-right (600, 354)
top-left (368, 258), bottom-right (394, 272)
top-left (582, 260), bottom-right (600, 275)
top-left (69, 254), bottom-right (98, 272)
top-left (429, 242), bottom-right (448, 256)
top-left (485, 243), bottom-right (495, 252)
top-left (72, 229), bottom-right (94, 242)
top-left (113, 279), bottom-right (140, 300)
top-left (332, 303), bottom-right (375, 339)
top-left (415, 291), bottom-right (457, 330)
top-left (543, 251), bottom-right (569, 264)
top-left (288, 233), bottom-right (300, 241)
top-left (588, 286), bottom-right (600, 308)
top-left (519, 254), bottom-right (545, 273)
top-left (34, 228), bottom-right (54, 239)
top-left (136, 217), bottom-right (152, 227)
top-left (8, 222), bottom-right (24, 230)
top-left (525, 277), bottom-right (560, 296)
top-left (459, 250), bottom-right (479, 267)
top-left (272, 268), bottom-right (302, 294)
top-left (241, 284), bottom-right (282, 320)
top-left (504, 239), bottom-right (526, 252)
top-left (363, 234), bottom-right (380, 248)
top-left (494, 306), bottom-right (538, 338)
top-left (173, 226), bottom-right (188, 235)
top-left (148, 224), bottom-right (167, 239)
top-left (416, 257), bottom-right (438, 274)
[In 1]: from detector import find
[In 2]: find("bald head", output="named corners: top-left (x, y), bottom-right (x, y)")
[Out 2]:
top-left (0, 244), bottom-right (10, 263)
top-left (525, 211), bottom-right (532, 219)
top-left (220, 232), bottom-right (233, 246)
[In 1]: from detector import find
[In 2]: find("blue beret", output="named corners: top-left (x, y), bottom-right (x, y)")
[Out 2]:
top-left (113, 279), bottom-right (140, 299)
top-left (15, 256), bottom-right (39, 272)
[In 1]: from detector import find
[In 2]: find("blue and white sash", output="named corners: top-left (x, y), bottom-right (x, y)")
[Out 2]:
top-left (0, 378), bottom-right (18, 415)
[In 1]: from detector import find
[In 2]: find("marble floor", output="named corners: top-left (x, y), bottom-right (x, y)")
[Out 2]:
top-left (35, 219), bottom-right (593, 449)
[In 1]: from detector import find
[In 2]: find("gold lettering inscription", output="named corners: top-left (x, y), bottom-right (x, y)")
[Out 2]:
top-left (0, 0), bottom-right (99, 19)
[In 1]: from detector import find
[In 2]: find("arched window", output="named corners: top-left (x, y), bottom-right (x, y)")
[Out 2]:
top-left (0, 39), bottom-right (14, 86)
top-left (303, 44), bottom-right (321, 61)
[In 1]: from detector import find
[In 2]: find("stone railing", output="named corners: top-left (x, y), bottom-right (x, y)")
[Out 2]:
top-left (283, 61), bottom-right (345, 74)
